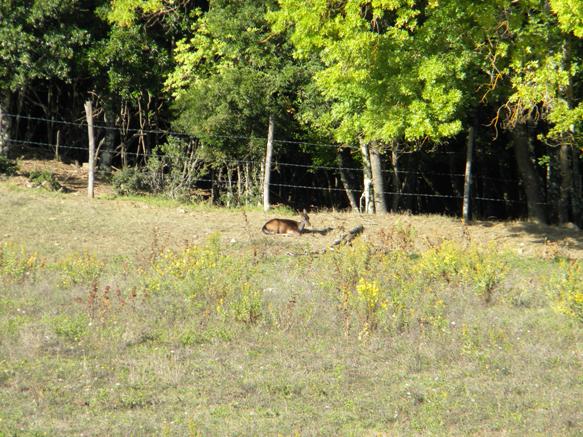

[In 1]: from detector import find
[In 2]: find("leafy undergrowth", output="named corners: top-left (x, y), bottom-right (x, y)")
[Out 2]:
top-left (0, 227), bottom-right (581, 436)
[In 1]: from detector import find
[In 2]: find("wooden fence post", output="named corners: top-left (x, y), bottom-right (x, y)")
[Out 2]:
top-left (55, 129), bottom-right (61, 161)
top-left (462, 125), bottom-right (475, 223)
top-left (84, 101), bottom-right (95, 199)
top-left (263, 115), bottom-right (274, 212)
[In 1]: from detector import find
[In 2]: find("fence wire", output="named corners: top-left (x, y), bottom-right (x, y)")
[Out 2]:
top-left (3, 112), bottom-right (526, 206)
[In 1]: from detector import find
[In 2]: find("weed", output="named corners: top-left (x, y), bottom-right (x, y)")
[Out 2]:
top-left (462, 244), bottom-right (509, 304)
top-left (143, 233), bottom-right (260, 325)
top-left (51, 252), bottom-right (104, 288)
top-left (376, 220), bottom-right (417, 252)
top-left (28, 170), bottom-right (62, 191)
top-left (416, 240), bottom-right (464, 283)
top-left (231, 282), bottom-right (263, 325)
top-left (0, 242), bottom-right (39, 284)
top-left (80, 283), bottom-right (135, 322)
top-left (51, 314), bottom-right (88, 343)
top-left (547, 260), bottom-right (583, 323)
top-left (0, 155), bottom-right (18, 175)
top-left (355, 277), bottom-right (387, 331)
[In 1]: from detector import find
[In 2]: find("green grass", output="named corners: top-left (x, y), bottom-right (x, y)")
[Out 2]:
top-left (0, 186), bottom-right (582, 436)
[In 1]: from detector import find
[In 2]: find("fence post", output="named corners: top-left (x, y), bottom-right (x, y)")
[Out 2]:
top-left (84, 101), bottom-right (95, 199)
top-left (55, 129), bottom-right (61, 161)
top-left (462, 124), bottom-right (475, 223)
top-left (263, 115), bottom-right (274, 212)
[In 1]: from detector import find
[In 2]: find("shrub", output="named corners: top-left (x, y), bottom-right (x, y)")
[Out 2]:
top-left (0, 155), bottom-right (18, 175)
top-left (111, 166), bottom-right (145, 196)
top-left (547, 260), bottom-right (583, 323)
top-left (141, 137), bottom-right (208, 201)
top-left (28, 170), bottom-right (62, 191)
top-left (416, 240), bottom-right (464, 283)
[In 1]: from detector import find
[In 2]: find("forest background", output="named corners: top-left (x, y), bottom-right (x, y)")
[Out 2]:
top-left (0, 0), bottom-right (582, 224)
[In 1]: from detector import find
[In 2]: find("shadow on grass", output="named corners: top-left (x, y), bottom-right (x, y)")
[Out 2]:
top-left (503, 221), bottom-right (583, 253)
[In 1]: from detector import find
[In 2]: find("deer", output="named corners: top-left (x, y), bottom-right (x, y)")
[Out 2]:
top-left (261, 209), bottom-right (311, 236)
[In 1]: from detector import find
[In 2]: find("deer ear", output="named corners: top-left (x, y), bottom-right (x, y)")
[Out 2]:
top-left (303, 208), bottom-right (307, 214)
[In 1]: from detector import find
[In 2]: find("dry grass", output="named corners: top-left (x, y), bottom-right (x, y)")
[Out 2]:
top-left (0, 171), bottom-right (582, 436)
top-left (1, 177), bottom-right (582, 262)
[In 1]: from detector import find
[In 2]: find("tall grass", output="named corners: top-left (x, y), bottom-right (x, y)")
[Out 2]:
top-left (0, 230), bottom-right (581, 436)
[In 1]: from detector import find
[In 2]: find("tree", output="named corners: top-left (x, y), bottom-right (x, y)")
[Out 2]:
top-left (272, 0), bottom-right (477, 212)
top-left (165, 0), bottom-right (304, 208)
top-left (480, 0), bottom-right (583, 223)
top-left (0, 0), bottom-right (89, 154)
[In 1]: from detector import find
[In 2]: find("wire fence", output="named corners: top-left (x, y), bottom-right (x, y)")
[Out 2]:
top-left (2, 112), bottom-right (528, 208)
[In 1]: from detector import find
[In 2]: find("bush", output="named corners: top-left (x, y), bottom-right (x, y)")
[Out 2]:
top-left (142, 137), bottom-right (208, 201)
top-left (547, 260), bottom-right (583, 323)
top-left (0, 155), bottom-right (18, 175)
top-left (111, 166), bottom-right (145, 196)
top-left (28, 170), bottom-right (61, 191)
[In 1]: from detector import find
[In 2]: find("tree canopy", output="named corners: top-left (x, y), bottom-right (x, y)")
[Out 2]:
top-left (0, 0), bottom-right (581, 223)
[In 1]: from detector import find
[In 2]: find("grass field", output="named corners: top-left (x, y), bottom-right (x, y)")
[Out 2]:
top-left (0, 177), bottom-right (582, 436)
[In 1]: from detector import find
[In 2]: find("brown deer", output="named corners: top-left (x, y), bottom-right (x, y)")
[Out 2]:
top-left (261, 209), bottom-right (311, 236)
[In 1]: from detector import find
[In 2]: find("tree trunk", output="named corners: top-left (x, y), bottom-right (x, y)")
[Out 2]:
top-left (84, 101), bottom-right (96, 199)
top-left (47, 88), bottom-right (54, 149)
top-left (558, 144), bottom-right (572, 224)
top-left (572, 148), bottom-right (582, 227)
top-left (547, 148), bottom-right (560, 223)
top-left (359, 139), bottom-right (374, 214)
top-left (462, 124), bottom-right (475, 223)
top-left (100, 102), bottom-right (116, 172)
top-left (0, 94), bottom-right (11, 156)
top-left (390, 146), bottom-right (401, 211)
top-left (370, 144), bottom-right (387, 213)
top-left (512, 124), bottom-right (546, 223)
top-left (338, 148), bottom-right (359, 211)
top-left (263, 114), bottom-right (275, 212)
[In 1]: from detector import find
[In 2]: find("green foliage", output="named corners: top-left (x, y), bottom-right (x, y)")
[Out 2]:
top-left (51, 252), bottom-right (105, 288)
top-left (108, 0), bottom-right (164, 27)
top-left (0, 0), bottom-right (89, 91)
top-left (168, 0), bottom-right (303, 161)
top-left (0, 242), bottom-right (39, 284)
top-left (0, 156), bottom-right (17, 176)
top-left (143, 233), bottom-right (262, 324)
top-left (549, 0), bottom-right (583, 37)
top-left (547, 260), bottom-right (583, 323)
top-left (272, 0), bottom-right (469, 146)
top-left (111, 166), bottom-right (145, 196)
top-left (142, 137), bottom-right (208, 200)
top-left (51, 314), bottom-right (88, 342)
top-left (462, 245), bottom-right (509, 303)
top-left (27, 170), bottom-right (62, 191)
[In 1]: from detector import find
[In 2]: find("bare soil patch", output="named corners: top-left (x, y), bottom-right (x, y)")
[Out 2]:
top-left (11, 158), bottom-right (114, 197)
